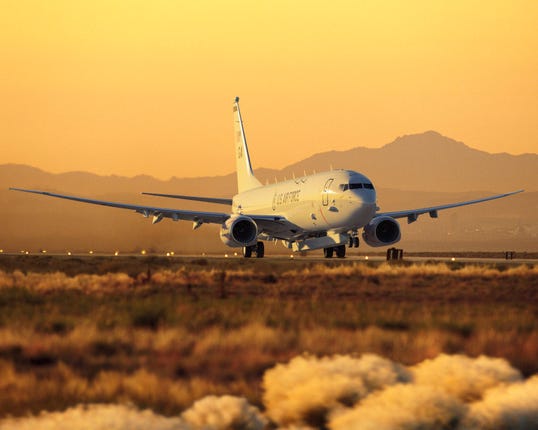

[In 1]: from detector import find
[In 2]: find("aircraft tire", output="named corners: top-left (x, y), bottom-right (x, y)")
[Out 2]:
top-left (336, 245), bottom-right (346, 258)
top-left (349, 236), bottom-right (354, 248)
top-left (242, 246), bottom-right (253, 258)
top-left (323, 247), bottom-right (334, 258)
top-left (353, 237), bottom-right (359, 248)
top-left (256, 241), bottom-right (265, 258)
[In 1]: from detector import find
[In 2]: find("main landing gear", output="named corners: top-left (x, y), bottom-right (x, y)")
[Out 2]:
top-left (324, 245), bottom-right (346, 258)
top-left (242, 241), bottom-right (265, 258)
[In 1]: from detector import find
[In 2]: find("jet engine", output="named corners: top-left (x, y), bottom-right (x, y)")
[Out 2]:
top-left (220, 215), bottom-right (258, 247)
top-left (362, 216), bottom-right (401, 247)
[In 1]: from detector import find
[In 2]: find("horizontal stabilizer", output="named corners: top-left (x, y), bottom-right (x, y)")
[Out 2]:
top-left (142, 192), bottom-right (232, 205)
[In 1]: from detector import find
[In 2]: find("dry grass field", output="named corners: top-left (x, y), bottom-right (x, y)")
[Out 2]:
top-left (0, 255), bottom-right (536, 429)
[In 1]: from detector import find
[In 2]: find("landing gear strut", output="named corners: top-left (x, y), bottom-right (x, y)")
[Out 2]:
top-left (255, 241), bottom-right (265, 258)
top-left (242, 241), bottom-right (265, 258)
top-left (324, 245), bottom-right (346, 258)
top-left (335, 245), bottom-right (346, 258)
top-left (242, 245), bottom-right (252, 258)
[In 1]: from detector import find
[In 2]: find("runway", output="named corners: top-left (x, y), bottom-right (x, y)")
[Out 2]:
top-left (1, 251), bottom-right (536, 269)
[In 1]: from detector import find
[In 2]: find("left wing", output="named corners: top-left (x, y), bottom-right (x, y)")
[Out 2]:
top-left (9, 188), bottom-right (229, 225)
top-left (376, 190), bottom-right (524, 224)
top-left (9, 187), bottom-right (297, 233)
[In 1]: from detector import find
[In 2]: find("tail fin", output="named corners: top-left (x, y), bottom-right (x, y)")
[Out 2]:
top-left (233, 97), bottom-right (262, 193)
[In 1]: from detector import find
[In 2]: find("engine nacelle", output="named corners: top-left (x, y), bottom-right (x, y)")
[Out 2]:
top-left (220, 215), bottom-right (258, 248)
top-left (362, 216), bottom-right (401, 247)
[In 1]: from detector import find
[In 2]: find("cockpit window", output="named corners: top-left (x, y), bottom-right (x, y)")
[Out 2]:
top-left (341, 182), bottom-right (374, 191)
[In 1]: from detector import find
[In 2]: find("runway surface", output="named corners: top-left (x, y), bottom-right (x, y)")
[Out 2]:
top-left (1, 251), bottom-right (536, 267)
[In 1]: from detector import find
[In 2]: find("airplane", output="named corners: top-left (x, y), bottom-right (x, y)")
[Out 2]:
top-left (11, 97), bottom-right (523, 258)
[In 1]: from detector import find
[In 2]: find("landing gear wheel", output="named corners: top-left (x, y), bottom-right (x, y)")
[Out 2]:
top-left (353, 237), bottom-right (359, 248)
top-left (349, 236), bottom-right (354, 248)
top-left (323, 247), bottom-right (334, 258)
top-left (336, 244), bottom-right (346, 258)
top-left (255, 241), bottom-right (265, 258)
top-left (242, 246), bottom-right (253, 258)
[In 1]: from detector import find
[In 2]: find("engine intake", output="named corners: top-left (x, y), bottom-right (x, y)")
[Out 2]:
top-left (220, 215), bottom-right (258, 247)
top-left (362, 216), bottom-right (401, 247)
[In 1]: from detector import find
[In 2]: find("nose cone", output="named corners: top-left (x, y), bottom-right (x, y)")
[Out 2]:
top-left (361, 194), bottom-right (377, 218)
top-left (346, 171), bottom-right (377, 219)
top-left (346, 192), bottom-right (376, 226)
top-left (361, 188), bottom-right (377, 204)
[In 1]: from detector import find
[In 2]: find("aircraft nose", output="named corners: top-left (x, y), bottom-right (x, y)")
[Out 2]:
top-left (347, 191), bottom-right (377, 221)
top-left (362, 191), bottom-right (376, 205)
top-left (350, 189), bottom-right (376, 205)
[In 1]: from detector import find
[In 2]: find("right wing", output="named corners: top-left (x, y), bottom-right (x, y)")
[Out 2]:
top-left (376, 189), bottom-right (524, 223)
top-left (9, 188), bottom-right (229, 225)
top-left (142, 192), bottom-right (232, 205)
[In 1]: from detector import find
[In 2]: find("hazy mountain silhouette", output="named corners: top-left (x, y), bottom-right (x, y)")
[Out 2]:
top-left (2, 131), bottom-right (536, 195)
top-left (278, 131), bottom-right (537, 192)
top-left (2, 131), bottom-right (536, 253)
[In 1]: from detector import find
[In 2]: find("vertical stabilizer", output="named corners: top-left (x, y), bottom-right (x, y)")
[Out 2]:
top-left (234, 97), bottom-right (262, 193)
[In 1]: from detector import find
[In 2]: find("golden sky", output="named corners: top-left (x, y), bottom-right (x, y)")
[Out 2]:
top-left (1, 0), bottom-right (537, 179)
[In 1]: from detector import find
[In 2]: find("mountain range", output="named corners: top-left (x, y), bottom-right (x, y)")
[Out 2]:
top-left (2, 131), bottom-right (536, 253)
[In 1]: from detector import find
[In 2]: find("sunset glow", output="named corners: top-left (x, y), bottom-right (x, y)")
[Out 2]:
top-left (2, 1), bottom-right (537, 179)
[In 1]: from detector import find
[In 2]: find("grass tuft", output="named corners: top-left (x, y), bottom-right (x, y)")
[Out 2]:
top-left (0, 257), bottom-right (536, 417)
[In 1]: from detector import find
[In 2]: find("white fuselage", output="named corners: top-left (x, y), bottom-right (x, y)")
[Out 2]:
top-left (232, 169), bottom-right (377, 240)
